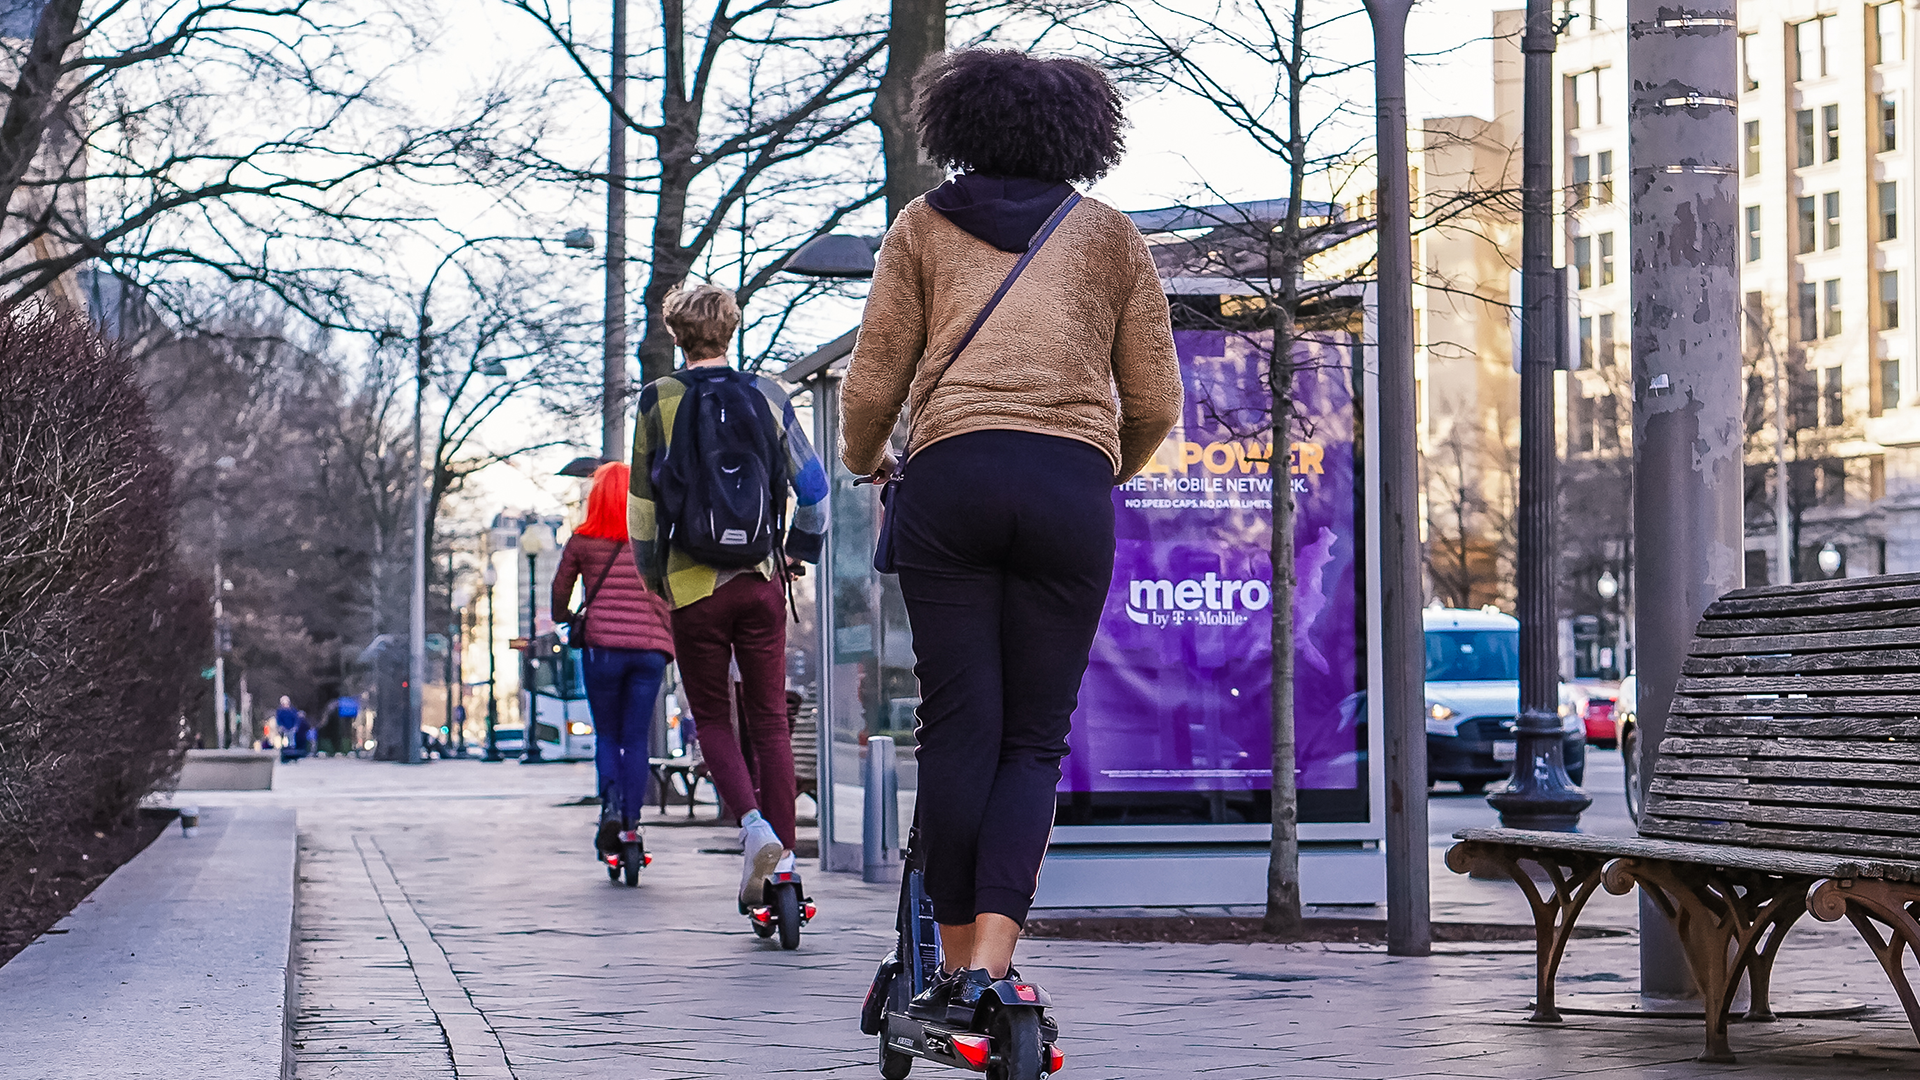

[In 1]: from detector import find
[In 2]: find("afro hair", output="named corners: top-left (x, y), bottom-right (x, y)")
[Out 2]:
top-left (914, 50), bottom-right (1125, 184)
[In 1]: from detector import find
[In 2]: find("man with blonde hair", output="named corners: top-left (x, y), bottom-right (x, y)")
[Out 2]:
top-left (628, 281), bottom-right (828, 912)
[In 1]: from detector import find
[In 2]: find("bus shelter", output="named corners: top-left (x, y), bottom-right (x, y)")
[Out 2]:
top-left (781, 221), bottom-right (1385, 908)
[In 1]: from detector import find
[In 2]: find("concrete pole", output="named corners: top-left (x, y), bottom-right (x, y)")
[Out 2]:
top-left (1488, 0), bottom-right (1591, 831)
top-left (603, 0), bottom-right (629, 459)
top-left (1365, 0), bottom-right (1430, 958)
top-left (1628, 0), bottom-right (1741, 997)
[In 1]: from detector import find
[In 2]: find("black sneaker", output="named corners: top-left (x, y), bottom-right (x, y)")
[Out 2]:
top-left (943, 968), bottom-right (996, 1027)
top-left (594, 817), bottom-right (621, 858)
top-left (907, 967), bottom-right (965, 1021)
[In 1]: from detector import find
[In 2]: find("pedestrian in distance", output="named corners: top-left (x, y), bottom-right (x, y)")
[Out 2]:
top-left (273, 695), bottom-right (299, 747)
top-left (554, 461), bottom-right (677, 872)
top-left (629, 281), bottom-right (829, 913)
top-left (841, 48), bottom-right (1181, 1020)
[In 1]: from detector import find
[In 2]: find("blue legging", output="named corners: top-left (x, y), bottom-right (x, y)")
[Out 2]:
top-left (582, 647), bottom-right (669, 823)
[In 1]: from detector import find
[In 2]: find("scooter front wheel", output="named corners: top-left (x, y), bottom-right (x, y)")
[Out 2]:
top-left (773, 882), bottom-right (802, 950)
top-left (987, 1007), bottom-right (1043, 1080)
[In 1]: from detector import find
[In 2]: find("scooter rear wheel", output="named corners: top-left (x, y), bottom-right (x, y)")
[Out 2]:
top-left (987, 1008), bottom-right (1043, 1080)
top-left (878, 965), bottom-right (913, 1077)
top-left (622, 841), bottom-right (642, 887)
top-left (773, 882), bottom-right (802, 950)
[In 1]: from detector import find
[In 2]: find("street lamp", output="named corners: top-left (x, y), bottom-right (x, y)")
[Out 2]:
top-left (482, 562), bottom-right (502, 761)
top-left (211, 455), bottom-right (236, 747)
top-left (519, 521), bottom-right (554, 763)
top-left (452, 582), bottom-right (472, 757)
top-left (1818, 542), bottom-right (1843, 578)
top-left (1597, 570), bottom-right (1620, 679)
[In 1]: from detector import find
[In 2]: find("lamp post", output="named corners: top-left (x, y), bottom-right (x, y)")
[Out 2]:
top-left (1818, 542), bottom-right (1842, 578)
top-left (519, 521), bottom-right (554, 763)
top-left (1597, 570), bottom-right (1620, 678)
top-left (1487, 0), bottom-right (1591, 832)
top-left (452, 580), bottom-right (471, 757)
top-left (211, 455), bottom-right (235, 747)
top-left (483, 562), bottom-right (502, 762)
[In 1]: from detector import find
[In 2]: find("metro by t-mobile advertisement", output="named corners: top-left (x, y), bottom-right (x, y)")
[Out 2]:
top-left (1062, 330), bottom-right (1363, 810)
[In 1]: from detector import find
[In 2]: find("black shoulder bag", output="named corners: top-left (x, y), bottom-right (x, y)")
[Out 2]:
top-left (870, 191), bottom-right (1083, 574)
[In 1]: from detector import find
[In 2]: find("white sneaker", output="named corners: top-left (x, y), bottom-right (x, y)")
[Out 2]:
top-left (774, 850), bottom-right (797, 875)
top-left (739, 816), bottom-right (783, 910)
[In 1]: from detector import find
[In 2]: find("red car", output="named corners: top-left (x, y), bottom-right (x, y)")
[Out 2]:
top-left (1566, 680), bottom-right (1621, 748)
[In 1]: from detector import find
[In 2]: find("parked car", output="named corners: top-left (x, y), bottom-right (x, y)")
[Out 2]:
top-left (492, 726), bottom-right (526, 759)
top-left (1566, 679), bottom-right (1622, 748)
top-left (1424, 607), bottom-right (1587, 792)
top-left (1616, 674), bottom-right (1642, 823)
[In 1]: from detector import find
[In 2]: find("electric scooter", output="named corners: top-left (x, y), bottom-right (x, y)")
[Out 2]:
top-left (861, 838), bottom-right (1062, 1079)
top-left (602, 826), bottom-right (651, 886)
top-left (747, 864), bottom-right (815, 949)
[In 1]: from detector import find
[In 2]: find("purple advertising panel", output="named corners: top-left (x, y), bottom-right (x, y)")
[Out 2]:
top-left (1062, 331), bottom-right (1364, 820)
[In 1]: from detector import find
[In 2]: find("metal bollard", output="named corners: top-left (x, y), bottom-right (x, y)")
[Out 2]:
top-left (179, 806), bottom-right (200, 837)
top-left (863, 736), bottom-right (900, 883)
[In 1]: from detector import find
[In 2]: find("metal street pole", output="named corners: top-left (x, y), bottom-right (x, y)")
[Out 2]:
top-left (445, 547), bottom-right (457, 753)
top-left (1365, 0), bottom-right (1430, 958)
top-left (603, 0), bottom-right (628, 459)
top-left (1628, 0), bottom-right (1741, 997)
top-left (210, 458), bottom-right (233, 748)
top-left (484, 564), bottom-right (502, 762)
top-left (409, 319), bottom-right (429, 766)
top-left (1488, 0), bottom-right (1591, 831)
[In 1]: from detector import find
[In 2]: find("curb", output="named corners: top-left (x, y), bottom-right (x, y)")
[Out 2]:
top-left (0, 805), bottom-right (299, 1079)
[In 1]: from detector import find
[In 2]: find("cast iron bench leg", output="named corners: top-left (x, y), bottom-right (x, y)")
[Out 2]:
top-left (1811, 879), bottom-right (1920, 1045)
top-left (1604, 859), bottom-right (1812, 1063)
top-left (1445, 842), bottom-right (1606, 1023)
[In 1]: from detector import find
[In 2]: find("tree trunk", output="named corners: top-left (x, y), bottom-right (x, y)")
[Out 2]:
top-left (875, 0), bottom-right (946, 224)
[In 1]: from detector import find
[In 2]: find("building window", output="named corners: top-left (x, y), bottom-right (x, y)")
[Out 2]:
top-left (1824, 191), bottom-right (1841, 248)
top-left (1797, 109), bottom-right (1816, 167)
top-left (1570, 68), bottom-right (1605, 129)
top-left (1883, 270), bottom-right (1901, 329)
top-left (1596, 150), bottom-right (1613, 203)
top-left (1597, 311), bottom-right (1615, 368)
top-left (1741, 31), bottom-right (1759, 91)
top-left (1579, 315), bottom-right (1594, 369)
top-left (1746, 205), bottom-right (1762, 261)
top-left (1745, 290), bottom-right (1765, 349)
top-left (1599, 232), bottom-right (1615, 285)
top-left (1797, 16), bottom-right (1832, 80)
top-left (1821, 366), bottom-right (1844, 427)
top-left (1572, 154), bottom-right (1591, 208)
top-left (1744, 120), bottom-right (1761, 175)
top-left (1879, 2), bottom-right (1905, 64)
top-left (1823, 104), bottom-right (1841, 161)
top-left (1799, 281), bottom-right (1819, 340)
top-left (1882, 181), bottom-right (1899, 240)
top-left (1883, 360), bottom-right (1903, 411)
top-left (1798, 195), bottom-right (1817, 252)
top-left (1825, 279), bottom-right (1844, 337)
top-left (1574, 235), bottom-right (1592, 289)
top-left (1884, 96), bottom-right (1900, 152)
top-left (1571, 392), bottom-right (1595, 452)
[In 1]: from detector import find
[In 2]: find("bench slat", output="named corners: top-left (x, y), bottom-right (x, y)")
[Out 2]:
top-left (1657, 736), bottom-right (1920, 763)
top-left (1688, 626), bottom-right (1920, 657)
top-left (1711, 571), bottom-right (1920, 603)
top-left (1668, 715), bottom-right (1920, 737)
top-left (1684, 649), bottom-right (1920, 676)
top-left (1450, 826), bottom-right (1920, 879)
top-left (1707, 581), bottom-right (1920, 617)
top-left (1638, 816), bottom-right (1920, 860)
top-left (1693, 607), bottom-right (1920, 638)
top-left (1651, 776), bottom-right (1920, 811)
top-left (1677, 672), bottom-right (1920, 695)
top-left (1654, 756), bottom-right (1920, 783)
top-left (1670, 693), bottom-right (1920, 717)
top-left (1647, 794), bottom-right (1920, 835)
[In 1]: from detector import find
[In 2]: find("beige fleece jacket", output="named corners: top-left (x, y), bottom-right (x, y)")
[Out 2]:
top-left (839, 194), bottom-right (1182, 483)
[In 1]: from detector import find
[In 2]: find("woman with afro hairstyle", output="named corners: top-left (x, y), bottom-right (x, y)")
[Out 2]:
top-left (841, 49), bottom-right (1182, 1022)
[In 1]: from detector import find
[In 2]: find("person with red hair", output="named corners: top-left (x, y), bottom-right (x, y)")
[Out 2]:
top-left (553, 461), bottom-right (676, 870)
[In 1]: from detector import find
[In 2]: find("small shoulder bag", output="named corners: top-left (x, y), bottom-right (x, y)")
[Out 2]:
top-left (871, 191), bottom-right (1082, 574)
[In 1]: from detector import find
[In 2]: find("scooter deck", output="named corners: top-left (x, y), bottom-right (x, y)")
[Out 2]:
top-left (879, 1011), bottom-right (1060, 1074)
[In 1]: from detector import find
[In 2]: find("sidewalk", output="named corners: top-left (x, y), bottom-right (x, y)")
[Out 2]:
top-left (179, 758), bottom-right (1915, 1079)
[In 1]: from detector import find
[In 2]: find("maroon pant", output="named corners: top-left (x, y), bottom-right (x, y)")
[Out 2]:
top-left (671, 574), bottom-right (797, 849)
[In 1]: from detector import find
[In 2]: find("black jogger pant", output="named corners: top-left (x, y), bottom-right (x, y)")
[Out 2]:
top-left (894, 430), bottom-right (1116, 927)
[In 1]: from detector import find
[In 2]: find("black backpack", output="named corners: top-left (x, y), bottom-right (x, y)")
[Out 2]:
top-left (652, 368), bottom-right (788, 569)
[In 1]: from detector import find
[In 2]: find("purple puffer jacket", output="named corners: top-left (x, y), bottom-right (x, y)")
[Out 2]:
top-left (552, 534), bottom-right (675, 655)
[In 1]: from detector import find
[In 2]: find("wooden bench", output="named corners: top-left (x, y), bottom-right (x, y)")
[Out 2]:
top-left (1446, 573), bottom-right (1920, 1061)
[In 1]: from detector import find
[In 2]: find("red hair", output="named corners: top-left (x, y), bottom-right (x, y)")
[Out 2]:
top-left (574, 461), bottom-right (630, 540)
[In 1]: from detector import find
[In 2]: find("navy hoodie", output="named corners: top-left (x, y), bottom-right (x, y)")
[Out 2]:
top-left (924, 174), bottom-right (1074, 254)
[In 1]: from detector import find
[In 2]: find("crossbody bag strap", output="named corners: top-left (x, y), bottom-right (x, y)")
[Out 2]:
top-left (581, 542), bottom-right (624, 611)
top-left (901, 190), bottom-right (1083, 462)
